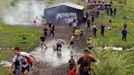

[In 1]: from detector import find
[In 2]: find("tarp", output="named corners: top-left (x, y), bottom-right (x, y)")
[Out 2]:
top-left (44, 2), bottom-right (84, 26)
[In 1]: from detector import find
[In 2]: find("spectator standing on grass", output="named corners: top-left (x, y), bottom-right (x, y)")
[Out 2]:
top-left (121, 28), bottom-right (128, 41)
top-left (110, 7), bottom-right (113, 16)
top-left (100, 24), bottom-right (105, 36)
top-left (109, 19), bottom-right (112, 26)
top-left (106, 6), bottom-right (110, 16)
top-left (96, 9), bottom-right (100, 17)
top-left (113, 8), bottom-right (117, 16)
top-left (91, 15), bottom-right (95, 23)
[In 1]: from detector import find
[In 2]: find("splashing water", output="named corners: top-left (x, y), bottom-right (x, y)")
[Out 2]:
top-left (31, 40), bottom-right (73, 67)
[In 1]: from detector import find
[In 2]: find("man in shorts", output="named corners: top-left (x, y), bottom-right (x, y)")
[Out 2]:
top-left (68, 34), bottom-right (75, 49)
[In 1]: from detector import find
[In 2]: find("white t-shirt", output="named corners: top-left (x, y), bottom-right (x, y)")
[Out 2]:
top-left (13, 52), bottom-right (31, 67)
top-left (70, 36), bottom-right (75, 42)
top-left (72, 22), bottom-right (77, 27)
top-left (57, 39), bottom-right (64, 44)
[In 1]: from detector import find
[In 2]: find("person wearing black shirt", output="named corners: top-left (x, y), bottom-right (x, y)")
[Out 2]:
top-left (49, 25), bottom-right (55, 37)
top-left (121, 28), bottom-right (128, 41)
top-left (76, 50), bottom-right (99, 75)
top-left (100, 24), bottom-right (105, 36)
top-left (68, 56), bottom-right (76, 70)
top-left (93, 26), bottom-right (97, 38)
top-left (87, 17), bottom-right (91, 29)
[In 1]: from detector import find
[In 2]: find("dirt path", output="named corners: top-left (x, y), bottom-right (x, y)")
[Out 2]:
top-left (29, 25), bottom-right (88, 75)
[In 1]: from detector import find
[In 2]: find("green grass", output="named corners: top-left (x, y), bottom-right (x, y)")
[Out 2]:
top-left (94, 50), bottom-right (134, 75)
top-left (0, 21), bottom-right (42, 59)
top-left (0, 20), bottom-right (42, 75)
top-left (90, 0), bottom-right (134, 48)
top-left (0, 0), bottom-right (134, 75)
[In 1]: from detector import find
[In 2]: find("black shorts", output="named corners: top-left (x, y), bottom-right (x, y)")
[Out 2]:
top-left (57, 43), bottom-right (62, 48)
top-left (70, 41), bottom-right (74, 45)
top-left (22, 65), bottom-right (30, 73)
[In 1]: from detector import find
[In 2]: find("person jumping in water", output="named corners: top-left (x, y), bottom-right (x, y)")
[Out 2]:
top-left (56, 39), bottom-right (65, 54)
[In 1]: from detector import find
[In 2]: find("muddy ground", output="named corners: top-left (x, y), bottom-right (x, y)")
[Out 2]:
top-left (29, 24), bottom-right (90, 75)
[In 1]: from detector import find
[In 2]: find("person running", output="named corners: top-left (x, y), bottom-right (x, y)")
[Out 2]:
top-left (121, 28), bottom-right (128, 41)
top-left (76, 49), bottom-right (99, 75)
top-left (72, 19), bottom-right (78, 32)
top-left (91, 15), bottom-right (95, 23)
top-left (49, 25), bottom-right (55, 37)
top-left (40, 35), bottom-right (48, 50)
top-left (43, 26), bottom-right (48, 37)
top-left (74, 27), bottom-right (81, 40)
top-left (68, 34), bottom-right (75, 49)
top-left (100, 24), bottom-right (105, 36)
top-left (87, 17), bottom-right (91, 29)
top-left (93, 26), bottom-right (97, 38)
top-left (56, 39), bottom-right (65, 53)
top-left (68, 56), bottom-right (76, 70)
top-left (86, 38), bottom-right (93, 51)
top-left (9, 47), bottom-right (39, 75)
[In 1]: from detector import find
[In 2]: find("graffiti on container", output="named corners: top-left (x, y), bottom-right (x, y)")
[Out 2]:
top-left (56, 12), bottom-right (77, 23)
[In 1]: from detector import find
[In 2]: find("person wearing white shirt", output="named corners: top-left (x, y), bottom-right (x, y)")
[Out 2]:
top-left (9, 47), bottom-right (39, 75)
top-left (56, 39), bottom-right (65, 51)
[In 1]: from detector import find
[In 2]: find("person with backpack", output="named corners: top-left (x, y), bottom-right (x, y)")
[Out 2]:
top-left (76, 49), bottom-right (99, 75)
top-left (9, 47), bottom-right (39, 75)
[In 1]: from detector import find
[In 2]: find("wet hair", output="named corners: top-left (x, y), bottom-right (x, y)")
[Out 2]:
top-left (14, 47), bottom-right (20, 51)
top-left (84, 49), bottom-right (90, 53)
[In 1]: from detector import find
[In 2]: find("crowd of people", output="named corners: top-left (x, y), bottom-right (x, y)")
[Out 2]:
top-left (7, 0), bottom-right (129, 75)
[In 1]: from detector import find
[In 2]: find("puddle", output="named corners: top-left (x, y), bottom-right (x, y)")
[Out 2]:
top-left (30, 40), bottom-right (75, 67)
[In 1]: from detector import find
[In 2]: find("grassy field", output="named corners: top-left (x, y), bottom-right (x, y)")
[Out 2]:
top-left (0, 0), bottom-right (134, 75)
